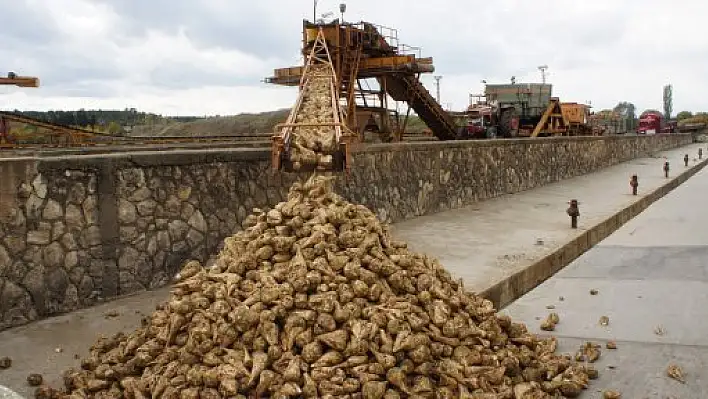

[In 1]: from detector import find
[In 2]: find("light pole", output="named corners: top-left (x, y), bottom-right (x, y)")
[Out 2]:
top-left (339, 3), bottom-right (346, 22)
top-left (538, 65), bottom-right (548, 84)
top-left (433, 75), bottom-right (442, 103)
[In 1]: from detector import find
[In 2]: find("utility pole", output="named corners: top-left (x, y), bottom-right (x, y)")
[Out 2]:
top-left (538, 65), bottom-right (548, 84)
top-left (433, 75), bottom-right (442, 103)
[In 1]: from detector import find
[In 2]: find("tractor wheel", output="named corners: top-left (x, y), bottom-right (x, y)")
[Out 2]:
top-left (498, 109), bottom-right (517, 138)
top-left (486, 127), bottom-right (497, 139)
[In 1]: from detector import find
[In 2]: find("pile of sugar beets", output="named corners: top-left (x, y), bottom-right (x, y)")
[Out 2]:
top-left (37, 174), bottom-right (597, 398)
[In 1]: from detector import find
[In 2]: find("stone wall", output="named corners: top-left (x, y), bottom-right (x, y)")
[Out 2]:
top-left (0, 134), bottom-right (693, 330)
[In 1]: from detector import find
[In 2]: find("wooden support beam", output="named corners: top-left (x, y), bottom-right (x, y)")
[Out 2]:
top-left (0, 76), bottom-right (39, 87)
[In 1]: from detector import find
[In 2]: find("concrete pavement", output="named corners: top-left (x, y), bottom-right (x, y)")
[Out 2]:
top-left (503, 155), bottom-right (708, 397)
top-left (391, 142), bottom-right (707, 296)
top-left (0, 386), bottom-right (23, 399)
top-left (0, 142), bottom-right (706, 396)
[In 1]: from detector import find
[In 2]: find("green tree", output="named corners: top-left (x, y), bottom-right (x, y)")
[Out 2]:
top-left (676, 111), bottom-right (693, 120)
top-left (613, 102), bottom-right (637, 130)
top-left (640, 109), bottom-right (662, 117)
top-left (663, 84), bottom-right (673, 119)
top-left (107, 121), bottom-right (122, 135)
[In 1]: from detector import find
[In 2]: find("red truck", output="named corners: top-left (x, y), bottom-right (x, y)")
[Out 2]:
top-left (637, 111), bottom-right (676, 134)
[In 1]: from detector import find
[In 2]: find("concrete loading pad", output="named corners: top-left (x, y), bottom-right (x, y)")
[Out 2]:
top-left (392, 143), bottom-right (708, 306)
top-left (0, 142), bottom-right (706, 396)
top-left (503, 154), bottom-right (708, 397)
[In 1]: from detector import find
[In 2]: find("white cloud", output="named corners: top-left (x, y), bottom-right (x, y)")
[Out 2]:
top-left (39, 0), bottom-right (121, 39)
top-left (1, 0), bottom-right (707, 116)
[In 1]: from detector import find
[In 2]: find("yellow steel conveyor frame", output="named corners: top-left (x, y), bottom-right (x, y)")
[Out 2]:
top-left (271, 27), bottom-right (355, 174)
top-left (529, 98), bottom-right (569, 137)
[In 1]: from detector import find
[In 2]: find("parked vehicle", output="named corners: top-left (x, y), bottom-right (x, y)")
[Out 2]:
top-left (447, 82), bottom-right (596, 139)
top-left (561, 102), bottom-right (595, 135)
top-left (637, 110), bottom-right (675, 134)
top-left (484, 83), bottom-right (565, 137)
top-left (450, 110), bottom-right (488, 139)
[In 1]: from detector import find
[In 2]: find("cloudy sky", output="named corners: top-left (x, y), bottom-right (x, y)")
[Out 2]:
top-left (1, 0), bottom-right (707, 116)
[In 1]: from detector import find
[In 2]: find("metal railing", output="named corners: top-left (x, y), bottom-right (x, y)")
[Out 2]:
top-left (398, 44), bottom-right (422, 58)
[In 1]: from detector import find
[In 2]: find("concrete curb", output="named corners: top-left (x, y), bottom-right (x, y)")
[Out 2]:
top-left (481, 154), bottom-right (708, 310)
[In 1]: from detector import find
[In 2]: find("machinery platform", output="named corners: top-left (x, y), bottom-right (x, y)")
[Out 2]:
top-left (266, 20), bottom-right (458, 142)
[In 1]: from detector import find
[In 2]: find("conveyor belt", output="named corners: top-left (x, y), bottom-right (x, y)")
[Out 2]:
top-left (271, 27), bottom-right (354, 173)
top-left (382, 74), bottom-right (458, 140)
top-left (0, 112), bottom-right (274, 149)
top-left (0, 111), bottom-right (116, 137)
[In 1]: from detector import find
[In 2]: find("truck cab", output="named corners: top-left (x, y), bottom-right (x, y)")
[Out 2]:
top-left (637, 111), bottom-right (674, 134)
top-left (637, 116), bottom-right (659, 134)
